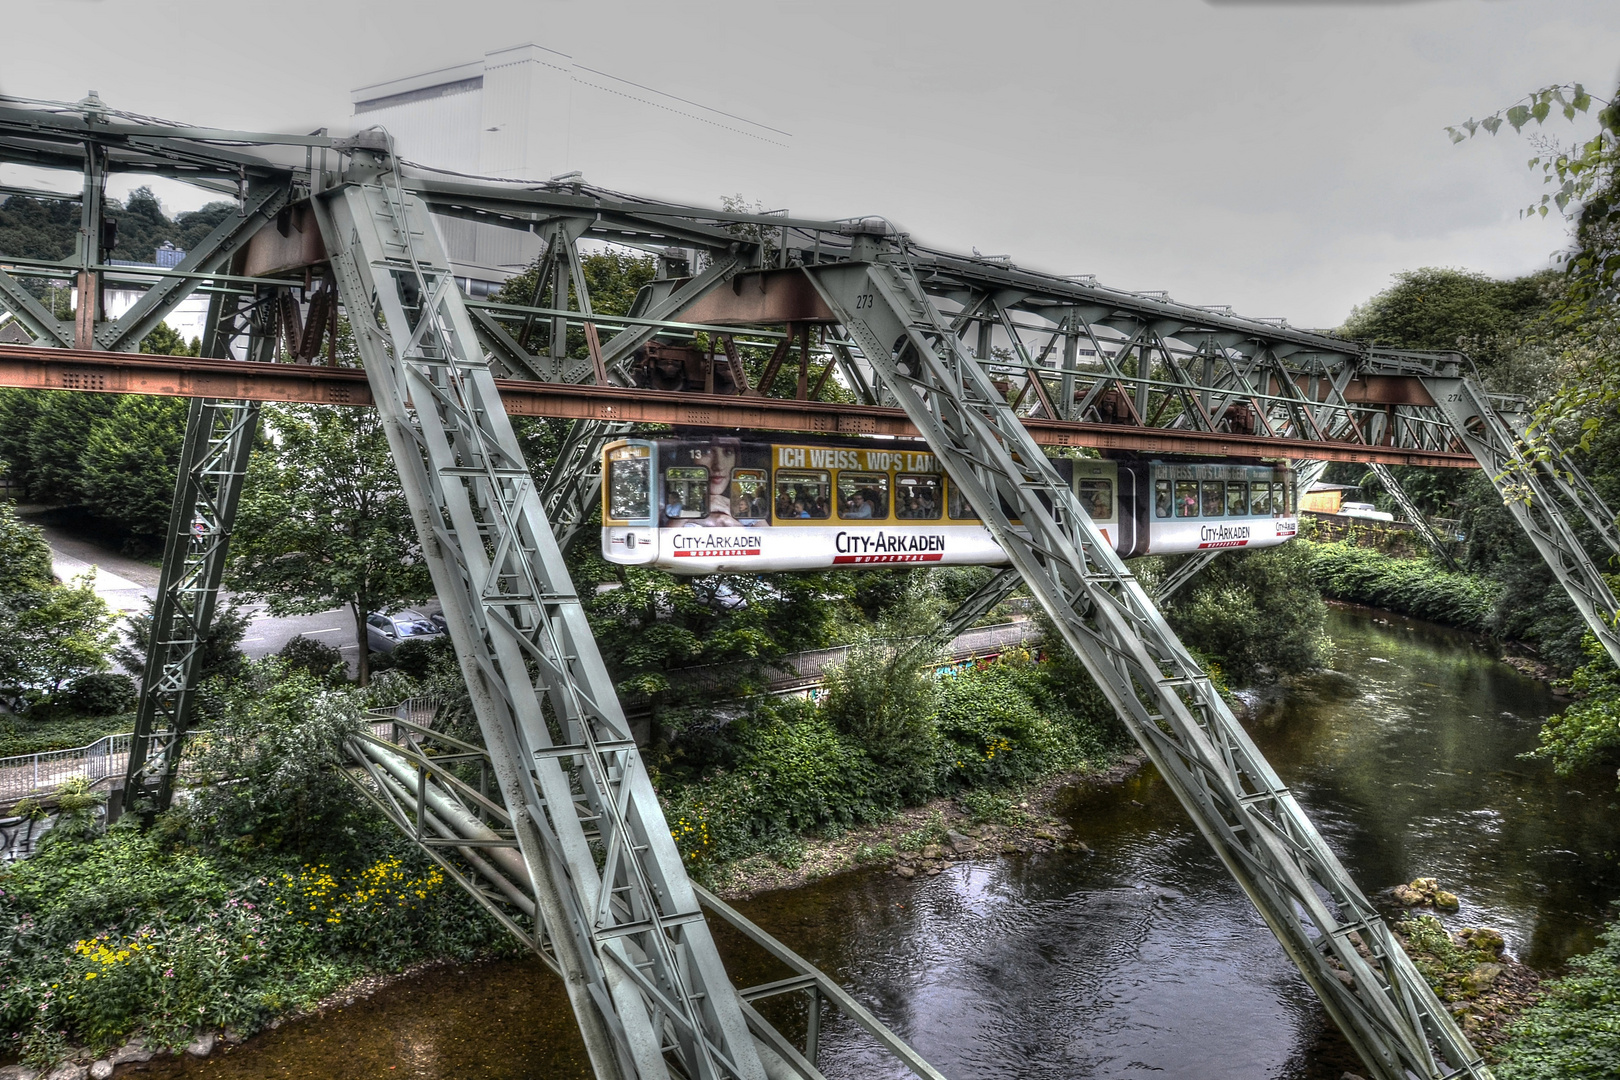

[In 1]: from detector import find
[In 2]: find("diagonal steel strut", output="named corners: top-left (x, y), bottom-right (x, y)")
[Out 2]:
top-left (1423, 377), bottom-right (1620, 669)
top-left (804, 247), bottom-right (1491, 1080)
top-left (314, 149), bottom-right (766, 1080)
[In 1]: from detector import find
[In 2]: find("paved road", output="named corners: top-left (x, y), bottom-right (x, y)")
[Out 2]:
top-left (28, 514), bottom-right (360, 669)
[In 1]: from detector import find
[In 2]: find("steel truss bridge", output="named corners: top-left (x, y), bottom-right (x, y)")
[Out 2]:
top-left (2, 94), bottom-right (1617, 1080)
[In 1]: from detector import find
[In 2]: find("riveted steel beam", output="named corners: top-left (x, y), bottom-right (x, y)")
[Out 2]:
top-left (315, 154), bottom-right (766, 1080)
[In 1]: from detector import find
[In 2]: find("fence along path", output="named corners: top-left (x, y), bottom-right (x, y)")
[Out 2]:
top-left (0, 698), bottom-right (440, 806)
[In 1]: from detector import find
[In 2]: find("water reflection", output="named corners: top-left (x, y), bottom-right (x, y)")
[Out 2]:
top-left (160, 607), bottom-right (1618, 1079)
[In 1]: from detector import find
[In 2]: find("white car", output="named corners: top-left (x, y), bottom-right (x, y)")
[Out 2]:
top-left (1338, 502), bottom-right (1395, 522)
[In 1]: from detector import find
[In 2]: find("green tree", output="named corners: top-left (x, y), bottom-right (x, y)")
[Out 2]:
top-left (1340, 267), bottom-right (1546, 373)
top-left (228, 402), bottom-right (430, 685)
top-left (818, 580), bottom-right (945, 804)
top-left (78, 395), bottom-right (188, 541)
top-left (0, 502), bottom-right (118, 704)
top-left (184, 660), bottom-right (367, 859)
top-left (21, 392), bottom-right (117, 504)
top-left (0, 573), bottom-right (117, 699)
top-left (0, 501), bottom-right (52, 596)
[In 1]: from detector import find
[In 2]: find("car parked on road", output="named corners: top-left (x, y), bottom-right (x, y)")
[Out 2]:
top-left (1338, 501), bottom-right (1395, 522)
top-left (366, 609), bottom-right (444, 654)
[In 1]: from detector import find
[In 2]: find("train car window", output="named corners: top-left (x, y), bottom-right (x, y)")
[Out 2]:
top-left (774, 470), bottom-right (831, 519)
top-left (838, 472), bottom-right (890, 520)
top-left (1078, 478), bottom-right (1113, 519)
top-left (1201, 481), bottom-right (1225, 517)
top-left (896, 475), bottom-right (942, 519)
top-left (1225, 481), bottom-right (1249, 517)
top-left (1175, 481), bottom-right (1199, 517)
top-left (665, 467), bottom-right (709, 518)
top-left (1251, 481), bottom-right (1273, 515)
top-left (731, 469), bottom-right (769, 521)
top-left (1271, 481), bottom-right (1286, 513)
top-left (1155, 479), bottom-right (1173, 518)
top-left (1282, 480), bottom-right (1293, 513)
top-left (947, 480), bottom-right (979, 520)
top-left (608, 457), bottom-right (651, 520)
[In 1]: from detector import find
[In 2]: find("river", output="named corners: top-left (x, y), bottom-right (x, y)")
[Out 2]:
top-left (144, 606), bottom-right (1620, 1079)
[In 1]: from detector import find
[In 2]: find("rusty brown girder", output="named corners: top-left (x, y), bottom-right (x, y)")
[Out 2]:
top-left (0, 343), bottom-right (1477, 467)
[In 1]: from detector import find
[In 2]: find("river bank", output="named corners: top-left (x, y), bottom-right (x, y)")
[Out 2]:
top-left (709, 750), bottom-right (1147, 900)
top-left (9, 606), bottom-right (1609, 1079)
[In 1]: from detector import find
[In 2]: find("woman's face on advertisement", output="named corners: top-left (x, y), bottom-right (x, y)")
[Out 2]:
top-left (697, 444), bottom-right (737, 495)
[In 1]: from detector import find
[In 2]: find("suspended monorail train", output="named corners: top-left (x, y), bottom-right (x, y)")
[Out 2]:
top-left (600, 434), bottom-right (1298, 575)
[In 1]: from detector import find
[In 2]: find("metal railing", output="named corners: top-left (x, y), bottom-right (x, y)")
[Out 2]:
top-left (0, 732), bottom-right (137, 803)
top-left (0, 697), bottom-right (440, 807)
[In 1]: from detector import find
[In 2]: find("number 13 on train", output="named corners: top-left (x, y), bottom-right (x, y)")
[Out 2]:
top-left (602, 434), bottom-right (1298, 574)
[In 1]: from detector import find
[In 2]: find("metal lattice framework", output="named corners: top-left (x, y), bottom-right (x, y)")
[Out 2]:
top-left (123, 289), bottom-right (271, 816)
top-left (4, 95), bottom-right (1620, 1080)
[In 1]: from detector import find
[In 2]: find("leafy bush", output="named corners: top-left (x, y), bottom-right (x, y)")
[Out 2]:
top-left (0, 665), bottom-right (508, 1066)
top-left (1165, 543), bottom-right (1333, 685)
top-left (1526, 634), bottom-right (1620, 774)
top-left (0, 714), bottom-right (134, 757)
top-left (936, 661), bottom-right (1067, 788)
top-left (376, 635), bottom-right (452, 681)
top-left (61, 672), bottom-right (135, 716)
top-left (184, 661), bottom-right (367, 860)
top-left (1495, 916), bottom-right (1620, 1079)
top-left (662, 702), bottom-right (883, 865)
top-left (1301, 541), bottom-right (1501, 631)
top-left (819, 583), bottom-right (944, 804)
top-left (276, 634), bottom-right (346, 684)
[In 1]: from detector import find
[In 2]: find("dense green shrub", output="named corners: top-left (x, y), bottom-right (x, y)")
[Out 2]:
top-left (936, 658), bottom-right (1069, 788)
top-left (0, 713), bottom-right (133, 757)
top-left (1166, 543), bottom-right (1332, 685)
top-left (0, 661), bottom-right (508, 1066)
top-left (819, 592), bottom-right (944, 805)
top-left (662, 702), bottom-right (883, 865)
top-left (1494, 915), bottom-right (1620, 1079)
top-left (276, 634), bottom-right (346, 685)
top-left (0, 817), bottom-right (504, 1064)
top-left (374, 635), bottom-right (453, 681)
top-left (61, 672), bottom-right (135, 716)
top-left (1300, 541), bottom-right (1501, 631)
top-left (184, 662), bottom-right (369, 860)
top-left (1527, 635), bottom-right (1620, 774)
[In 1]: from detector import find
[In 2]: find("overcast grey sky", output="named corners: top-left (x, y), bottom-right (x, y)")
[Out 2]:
top-left (3, 0), bottom-right (1616, 328)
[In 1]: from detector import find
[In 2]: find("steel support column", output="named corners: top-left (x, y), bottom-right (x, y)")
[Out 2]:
top-left (1154, 550), bottom-right (1222, 604)
top-left (807, 250), bottom-right (1489, 1080)
top-left (122, 289), bottom-right (268, 815)
top-left (314, 151), bottom-right (765, 1080)
top-left (1367, 463), bottom-right (1460, 571)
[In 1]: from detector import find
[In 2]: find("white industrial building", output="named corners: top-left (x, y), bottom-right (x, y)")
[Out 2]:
top-left (350, 44), bottom-right (571, 292)
top-left (351, 43), bottom-right (791, 294)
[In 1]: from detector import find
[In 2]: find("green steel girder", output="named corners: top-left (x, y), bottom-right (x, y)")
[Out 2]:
top-left (1424, 377), bottom-right (1620, 669)
top-left (314, 155), bottom-right (767, 1080)
top-left (94, 181), bottom-right (289, 351)
top-left (123, 288), bottom-right (270, 816)
top-left (0, 266), bottom-right (74, 347)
